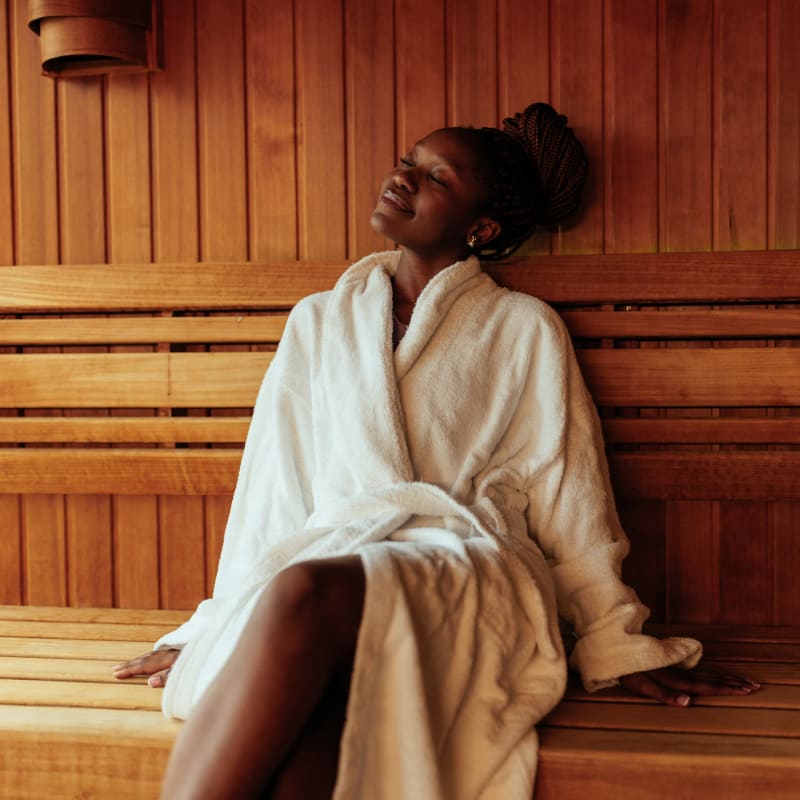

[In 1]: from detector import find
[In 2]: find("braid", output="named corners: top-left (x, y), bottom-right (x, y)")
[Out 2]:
top-left (453, 102), bottom-right (588, 260)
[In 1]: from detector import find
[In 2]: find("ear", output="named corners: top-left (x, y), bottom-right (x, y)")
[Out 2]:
top-left (467, 217), bottom-right (502, 248)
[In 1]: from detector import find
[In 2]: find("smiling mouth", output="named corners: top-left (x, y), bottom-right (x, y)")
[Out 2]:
top-left (380, 189), bottom-right (414, 214)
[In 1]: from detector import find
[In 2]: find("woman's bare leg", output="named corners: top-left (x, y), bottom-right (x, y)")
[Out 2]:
top-left (160, 555), bottom-right (365, 800)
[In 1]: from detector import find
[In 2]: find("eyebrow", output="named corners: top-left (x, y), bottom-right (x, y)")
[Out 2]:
top-left (410, 145), bottom-right (462, 176)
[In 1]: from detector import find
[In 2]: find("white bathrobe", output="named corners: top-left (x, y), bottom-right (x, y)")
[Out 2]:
top-left (155, 252), bottom-right (701, 798)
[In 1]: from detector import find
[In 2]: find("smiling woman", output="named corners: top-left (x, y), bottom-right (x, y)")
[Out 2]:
top-left (112, 103), bottom-right (756, 800)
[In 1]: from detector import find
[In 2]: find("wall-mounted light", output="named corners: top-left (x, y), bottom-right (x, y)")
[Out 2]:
top-left (28, 0), bottom-right (162, 78)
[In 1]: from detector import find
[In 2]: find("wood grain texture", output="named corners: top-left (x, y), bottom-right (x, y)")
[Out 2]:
top-left (550, 0), bottom-right (604, 254)
top-left (0, 0), bottom-right (12, 265)
top-left (295, 0), bottom-right (346, 261)
top-left (605, 0), bottom-right (658, 253)
top-left (659, 0), bottom-right (713, 251)
top-left (0, 496), bottom-right (22, 604)
top-left (395, 0), bottom-right (446, 151)
top-left (246, 0), bottom-right (297, 261)
top-left (447, 0), bottom-right (497, 128)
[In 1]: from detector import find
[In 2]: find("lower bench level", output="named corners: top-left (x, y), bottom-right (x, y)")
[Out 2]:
top-left (1, 606), bottom-right (798, 799)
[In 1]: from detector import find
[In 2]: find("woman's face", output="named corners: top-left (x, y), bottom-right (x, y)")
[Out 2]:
top-left (370, 129), bottom-right (493, 261)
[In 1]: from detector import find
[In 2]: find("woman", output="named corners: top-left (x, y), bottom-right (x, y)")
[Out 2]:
top-left (114, 104), bottom-right (758, 799)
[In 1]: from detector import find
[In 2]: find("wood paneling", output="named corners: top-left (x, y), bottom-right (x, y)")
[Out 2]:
top-left (0, 1), bottom-right (796, 623)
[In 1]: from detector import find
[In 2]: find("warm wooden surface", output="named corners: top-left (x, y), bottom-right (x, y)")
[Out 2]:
top-left (1, 251), bottom-right (799, 621)
top-left (536, 624), bottom-right (800, 799)
top-left (0, 607), bottom-right (796, 799)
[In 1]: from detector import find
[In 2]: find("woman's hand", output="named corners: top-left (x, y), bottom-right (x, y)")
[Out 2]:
top-left (619, 666), bottom-right (760, 707)
top-left (112, 648), bottom-right (181, 688)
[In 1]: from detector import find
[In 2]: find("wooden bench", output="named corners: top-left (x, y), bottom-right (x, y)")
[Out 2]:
top-left (1, 251), bottom-right (799, 798)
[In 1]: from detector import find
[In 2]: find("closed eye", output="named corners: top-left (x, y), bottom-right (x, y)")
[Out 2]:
top-left (399, 157), bottom-right (414, 167)
top-left (429, 173), bottom-right (447, 187)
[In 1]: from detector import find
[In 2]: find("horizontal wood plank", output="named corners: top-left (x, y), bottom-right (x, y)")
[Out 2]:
top-left (542, 700), bottom-right (800, 738)
top-left (0, 656), bottom-right (149, 684)
top-left (579, 348), bottom-right (800, 407)
top-left (0, 606), bottom-right (190, 626)
top-left (536, 728), bottom-right (800, 800)
top-left (3, 252), bottom-right (800, 312)
top-left (604, 418), bottom-right (800, 445)
top-left (0, 263), bottom-right (342, 312)
top-left (561, 308), bottom-right (800, 339)
top-left (0, 352), bottom-right (269, 408)
top-left (0, 417), bottom-right (251, 443)
top-left (610, 452), bottom-right (800, 500)
top-left (0, 449), bottom-right (241, 494)
top-left (0, 678), bottom-right (161, 711)
top-left (0, 620), bottom-right (179, 642)
top-left (0, 315), bottom-right (288, 346)
top-left (0, 638), bottom-right (159, 660)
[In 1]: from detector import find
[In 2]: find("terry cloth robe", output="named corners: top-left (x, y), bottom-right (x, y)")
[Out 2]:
top-left (154, 251), bottom-right (702, 799)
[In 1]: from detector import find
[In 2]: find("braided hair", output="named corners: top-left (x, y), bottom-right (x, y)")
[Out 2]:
top-left (455, 103), bottom-right (588, 260)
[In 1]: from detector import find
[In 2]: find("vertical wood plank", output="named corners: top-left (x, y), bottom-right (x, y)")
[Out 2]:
top-left (196, 0), bottom-right (248, 261)
top-left (605, 0), bottom-right (658, 253)
top-left (9, 1), bottom-right (58, 265)
top-left (150, 0), bottom-right (199, 264)
top-left (0, 0), bottom-right (12, 264)
top-left (769, 0), bottom-right (800, 250)
top-left (497, 0), bottom-right (551, 255)
top-left (395, 0), bottom-right (447, 152)
top-left (58, 77), bottom-right (113, 607)
top-left (152, 0), bottom-right (203, 609)
top-left (0, 496), bottom-right (22, 604)
top-left (295, 0), bottom-right (347, 260)
top-left (447, 0), bottom-right (498, 128)
top-left (66, 498), bottom-right (113, 606)
top-left (550, 0), bottom-right (604, 254)
top-left (246, 0), bottom-right (298, 261)
top-left (106, 72), bottom-right (159, 609)
top-left (718, 502), bottom-right (771, 625)
top-left (713, 0), bottom-right (768, 251)
top-left (345, 0), bottom-right (395, 256)
top-left (619, 500), bottom-right (667, 622)
top-left (773, 502), bottom-right (800, 625)
top-left (23, 496), bottom-right (67, 606)
top-left (659, 0), bottom-right (713, 252)
top-left (159, 496), bottom-right (206, 610)
top-left (666, 501), bottom-right (717, 623)
top-left (204, 495), bottom-right (232, 596)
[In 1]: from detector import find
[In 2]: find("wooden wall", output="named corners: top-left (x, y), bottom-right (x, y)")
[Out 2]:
top-left (1, 0), bottom-right (798, 620)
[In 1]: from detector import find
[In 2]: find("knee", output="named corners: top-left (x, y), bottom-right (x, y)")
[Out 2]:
top-left (254, 560), bottom-right (365, 662)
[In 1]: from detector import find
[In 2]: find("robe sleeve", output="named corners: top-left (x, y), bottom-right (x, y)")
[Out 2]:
top-left (522, 311), bottom-right (702, 691)
top-left (152, 298), bottom-right (319, 652)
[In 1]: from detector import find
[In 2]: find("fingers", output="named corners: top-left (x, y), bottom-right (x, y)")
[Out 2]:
top-left (620, 666), bottom-right (761, 707)
top-left (619, 672), bottom-right (692, 707)
top-left (112, 648), bottom-right (181, 681)
top-left (648, 666), bottom-right (760, 697)
top-left (147, 667), bottom-right (172, 688)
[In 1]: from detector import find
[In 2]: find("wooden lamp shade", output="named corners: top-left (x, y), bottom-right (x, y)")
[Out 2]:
top-left (28, 0), bottom-right (161, 77)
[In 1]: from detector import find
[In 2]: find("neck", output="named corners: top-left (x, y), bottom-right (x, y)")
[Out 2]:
top-left (392, 247), bottom-right (470, 309)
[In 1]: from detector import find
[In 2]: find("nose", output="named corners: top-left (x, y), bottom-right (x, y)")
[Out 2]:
top-left (393, 168), bottom-right (416, 193)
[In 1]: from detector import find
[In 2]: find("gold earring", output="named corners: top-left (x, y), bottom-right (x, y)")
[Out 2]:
top-left (468, 233), bottom-right (478, 248)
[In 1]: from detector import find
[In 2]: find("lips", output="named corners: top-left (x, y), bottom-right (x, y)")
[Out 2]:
top-left (379, 189), bottom-right (414, 214)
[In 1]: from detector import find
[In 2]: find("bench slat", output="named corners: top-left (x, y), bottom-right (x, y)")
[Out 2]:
top-left (0, 656), bottom-right (147, 683)
top-left (579, 348), bottom-right (800, 406)
top-left (0, 606), bottom-right (190, 625)
top-left (0, 449), bottom-right (241, 494)
top-left (0, 638), bottom-right (157, 660)
top-left (0, 352), bottom-right (269, 408)
top-left (0, 315), bottom-right (287, 346)
top-left (542, 700), bottom-right (800, 738)
top-left (0, 678), bottom-right (161, 711)
top-left (561, 308), bottom-right (800, 339)
top-left (604, 417), bottom-right (800, 445)
top-left (564, 682), bottom-right (800, 711)
top-left (702, 661), bottom-right (800, 685)
top-left (536, 728), bottom-right (800, 800)
top-left (0, 416), bottom-right (251, 443)
top-left (0, 621), bottom-right (179, 642)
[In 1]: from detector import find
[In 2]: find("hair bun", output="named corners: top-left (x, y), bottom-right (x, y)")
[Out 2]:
top-left (502, 103), bottom-right (588, 227)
